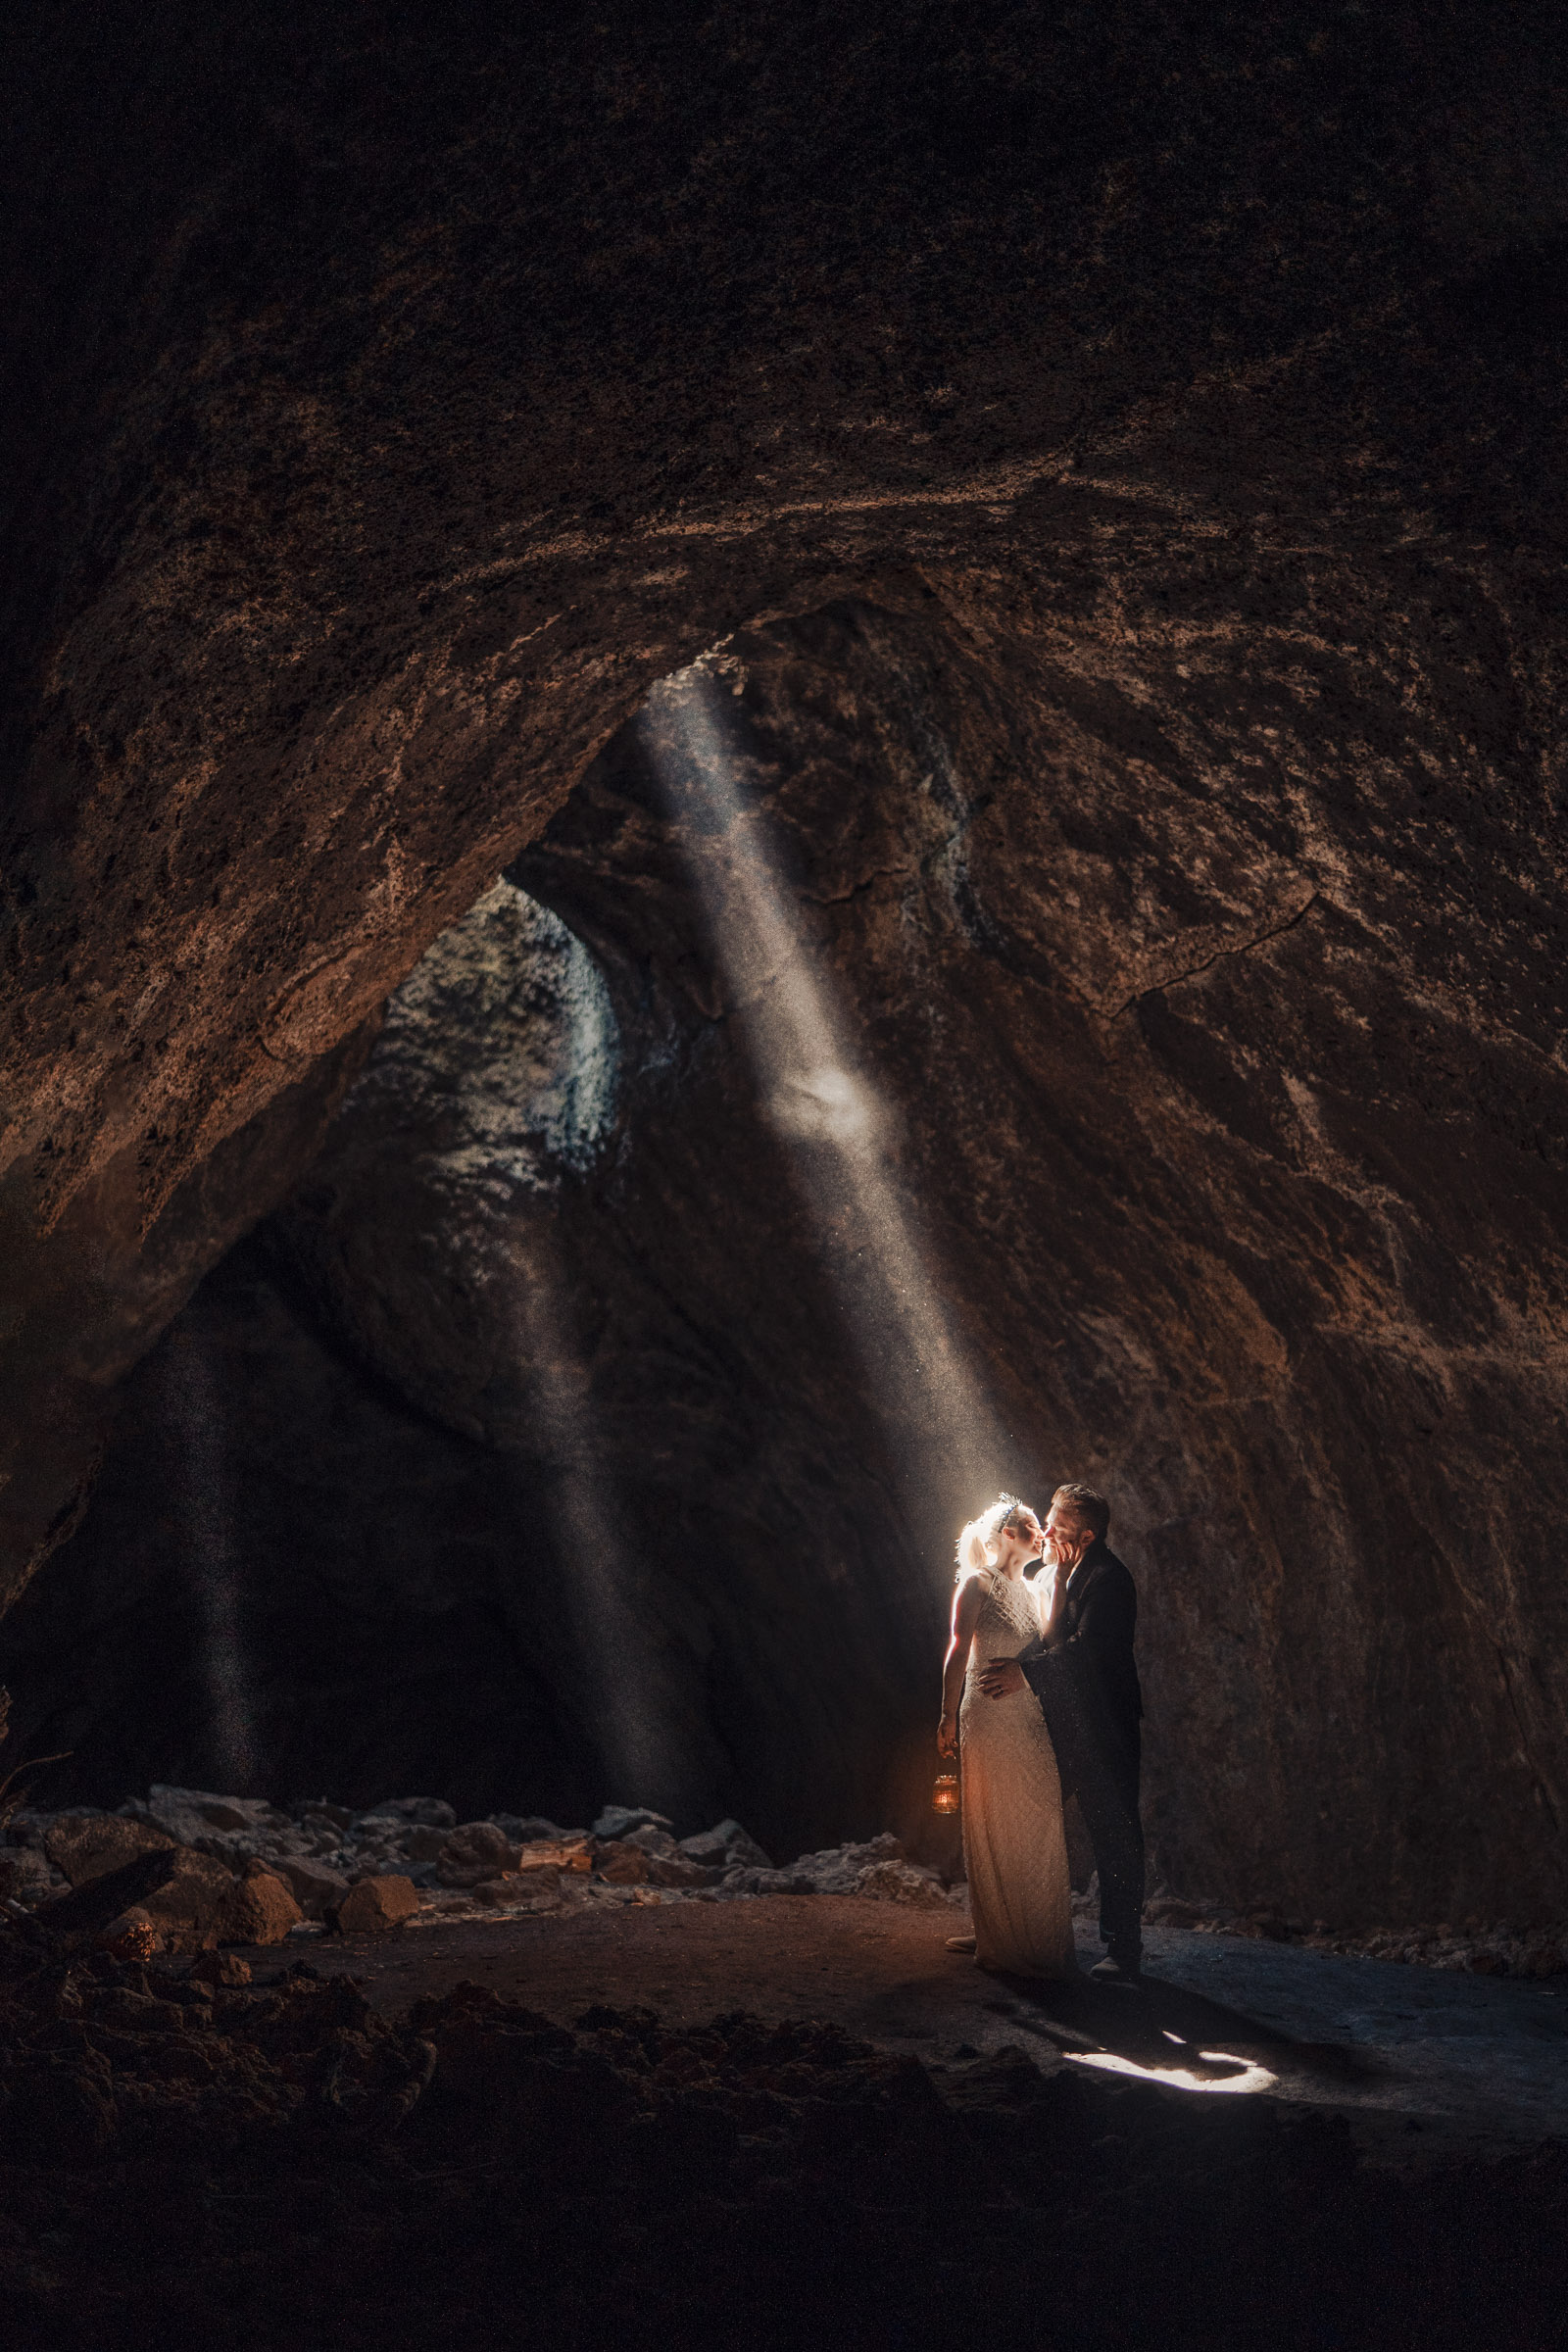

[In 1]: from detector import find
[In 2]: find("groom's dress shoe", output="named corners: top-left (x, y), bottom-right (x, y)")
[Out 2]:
top-left (1089, 1954), bottom-right (1142, 1984)
top-left (945, 1933), bottom-right (977, 1954)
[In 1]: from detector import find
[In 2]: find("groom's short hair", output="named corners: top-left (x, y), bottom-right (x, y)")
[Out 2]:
top-left (1053, 1483), bottom-right (1110, 1542)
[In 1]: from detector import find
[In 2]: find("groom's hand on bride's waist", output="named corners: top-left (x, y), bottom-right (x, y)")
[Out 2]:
top-left (978, 1656), bottom-right (1026, 1698)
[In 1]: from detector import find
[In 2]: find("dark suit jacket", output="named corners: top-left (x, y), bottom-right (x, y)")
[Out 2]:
top-left (1017, 1541), bottom-right (1142, 1786)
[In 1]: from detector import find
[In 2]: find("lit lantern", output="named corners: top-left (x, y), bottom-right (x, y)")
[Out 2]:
top-left (932, 1772), bottom-right (959, 1815)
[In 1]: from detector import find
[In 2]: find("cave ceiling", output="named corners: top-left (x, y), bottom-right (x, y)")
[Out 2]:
top-left (2, 2), bottom-right (1566, 1920)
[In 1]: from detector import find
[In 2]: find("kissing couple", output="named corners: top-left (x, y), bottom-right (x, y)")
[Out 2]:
top-left (937, 1484), bottom-right (1145, 1984)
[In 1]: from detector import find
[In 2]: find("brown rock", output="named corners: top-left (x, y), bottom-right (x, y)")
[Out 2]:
top-left (44, 1814), bottom-right (175, 1887)
top-left (473, 1867), bottom-right (564, 1909)
top-left (0, 1847), bottom-right (56, 1904)
top-left (435, 1823), bottom-right (518, 1887)
top-left (190, 1949), bottom-right (254, 1987)
top-left (649, 1855), bottom-right (720, 1889)
top-left (95, 1906), bottom-right (163, 1962)
top-left (260, 1853), bottom-right (352, 1919)
top-left (331, 1875), bottom-right (419, 1933)
top-left (40, 1845), bottom-right (236, 1950)
top-left (222, 1868), bottom-right (303, 1946)
top-left (595, 1841), bottom-right (649, 1886)
top-left (141, 1849), bottom-right (249, 1953)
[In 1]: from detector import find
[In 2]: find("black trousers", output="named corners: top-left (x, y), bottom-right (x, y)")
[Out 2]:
top-left (1021, 1654), bottom-right (1146, 1961)
top-left (1066, 1728), bottom-right (1145, 1962)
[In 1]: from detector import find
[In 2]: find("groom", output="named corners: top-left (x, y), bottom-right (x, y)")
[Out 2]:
top-left (980, 1482), bottom-right (1146, 1984)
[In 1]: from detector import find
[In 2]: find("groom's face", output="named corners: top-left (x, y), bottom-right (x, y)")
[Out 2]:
top-left (1044, 1506), bottom-right (1094, 1572)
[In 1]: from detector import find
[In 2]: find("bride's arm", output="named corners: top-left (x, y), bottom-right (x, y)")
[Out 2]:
top-left (938, 1577), bottom-right (986, 1757)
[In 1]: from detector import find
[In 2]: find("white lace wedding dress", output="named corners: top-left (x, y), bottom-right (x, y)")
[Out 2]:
top-left (958, 1568), bottom-right (1076, 1978)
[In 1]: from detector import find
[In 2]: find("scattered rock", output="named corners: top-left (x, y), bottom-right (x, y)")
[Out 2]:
top-left (0, 1847), bottom-right (57, 1904)
top-left (224, 1866), bottom-right (304, 1945)
top-left (191, 1949), bottom-right (254, 1987)
top-left (473, 1870), bottom-right (564, 1910)
top-left (96, 1906), bottom-right (163, 1960)
top-left (436, 1822), bottom-right (520, 1886)
top-left (792, 1834), bottom-right (906, 1895)
top-left (648, 1854), bottom-right (721, 1888)
top-left (677, 1819), bottom-right (772, 1870)
top-left (851, 1860), bottom-right (953, 1908)
top-left (264, 1854), bottom-right (352, 1918)
top-left (357, 1797), bottom-right (458, 1830)
top-left (43, 1813), bottom-right (176, 1887)
top-left (623, 1824), bottom-right (679, 1858)
top-left (332, 1875), bottom-right (420, 1933)
top-left (592, 1805), bottom-right (674, 1841)
top-left (595, 1841), bottom-right (650, 1886)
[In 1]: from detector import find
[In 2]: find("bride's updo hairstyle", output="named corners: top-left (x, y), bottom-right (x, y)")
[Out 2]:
top-left (955, 1493), bottom-right (1035, 1584)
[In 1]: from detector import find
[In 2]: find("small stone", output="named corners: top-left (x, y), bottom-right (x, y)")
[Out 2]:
top-left (95, 1906), bottom-right (163, 1961)
top-left (262, 1854), bottom-right (351, 1919)
top-left (595, 1841), bottom-right (649, 1885)
top-left (624, 1824), bottom-right (679, 1858)
top-left (677, 1819), bottom-right (772, 1870)
top-left (331, 1874), bottom-right (420, 1933)
top-left (191, 1949), bottom-right (253, 1986)
top-left (436, 1821), bottom-right (519, 1886)
top-left (356, 1797), bottom-right (458, 1829)
top-left (853, 1859), bottom-right (950, 1907)
top-left (223, 1869), bottom-right (304, 1946)
top-left (592, 1805), bottom-right (673, 1841)
top-left (649, 1854), bottom-right (720, 1888)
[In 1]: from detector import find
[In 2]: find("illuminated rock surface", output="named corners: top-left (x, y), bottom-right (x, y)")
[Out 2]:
top-left (2, 1), bottom-right (1567, 1940)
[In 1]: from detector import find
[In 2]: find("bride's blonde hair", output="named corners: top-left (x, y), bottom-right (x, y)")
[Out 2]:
top-left (956, 1493), bottom-right (1035, 1584)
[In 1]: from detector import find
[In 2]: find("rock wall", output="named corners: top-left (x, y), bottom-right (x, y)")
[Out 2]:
top-left (15, 584), bottom-right (1568, 1921)
top-left (3, 4), bottom-right (1567, 1920)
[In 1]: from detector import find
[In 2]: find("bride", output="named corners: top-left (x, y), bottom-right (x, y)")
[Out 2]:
top-left (938, 1494), bottom-right (1076, 1978)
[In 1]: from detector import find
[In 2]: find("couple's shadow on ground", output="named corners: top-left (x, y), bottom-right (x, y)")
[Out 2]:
top-left (979, 1964), bottom-right (1387, 2091)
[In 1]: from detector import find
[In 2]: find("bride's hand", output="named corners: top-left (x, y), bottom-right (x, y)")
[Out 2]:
top-left (937, 1713), bottom-right (957, 1758)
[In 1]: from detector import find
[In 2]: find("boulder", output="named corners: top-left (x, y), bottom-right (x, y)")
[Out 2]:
top-left (623, 1824), bottom-right (679, 1859)
top-left (592, 1806), bottom-right (673, 1841)
top-left (191, 1949), bottom-right (254, 1987)
top-left (516, 1837), bottom-right (593, 1874)
top-left (594, 1841), bottom-right (649, 1886)
top-left (0, 1848), bottom-right (57, 1903)
top-left (649, 1855), bottom-right (721, 1888)
top-left (852, 1860), bottom-right (952, 1908)
top-left (224, 1865), bottom-right (304, 1946)
top-left (357, 1797), bottom-right (458, 1830)
top-left (95, 1906), bottom-right (162, 1961)
top-left (44, 1813), bottom-right (175, 1887)
top-left (678, 1820), bottom-right (772, 1871)
top-left (40, 1844), bottom-right (240, 1951)
top-left (332, 1875), bottom-right (419, 1933)
top-left (793, 1835), bottom-right (904, 1895)
top-left (436, 1821), bottom-right (519, 1886)
top-left (263, 1854), bottom-right (351, 1919)
top-left (143, 1849), bottom-right (250, 1952)
top-left (490, 1815), bottom-right (576, 1842)
top-left (473, 1869), bottom-right (563, 1909)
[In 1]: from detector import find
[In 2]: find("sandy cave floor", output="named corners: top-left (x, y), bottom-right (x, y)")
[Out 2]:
top-left (234, 1896), bottom-right (1568, 2164)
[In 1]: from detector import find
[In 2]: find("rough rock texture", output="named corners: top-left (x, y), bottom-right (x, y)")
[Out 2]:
top-left (3, 4), bottom-right (1568, 1926)
top-left (43, 1815), bottom-right (174, 1888)
top-left (330, 1875), bottom-right (419, 1934)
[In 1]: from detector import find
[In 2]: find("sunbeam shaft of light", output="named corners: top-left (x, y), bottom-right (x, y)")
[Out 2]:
top-left (646, 662), bottom-right (1012, 1558)
top-left (513, 1233), bottom-right (680, 1808)
top-left (164, 1328), bottom-right (258, 1791)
